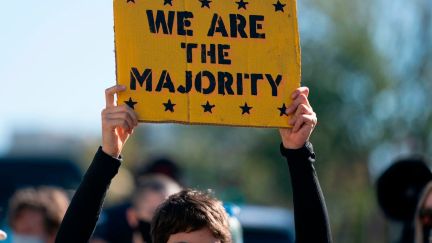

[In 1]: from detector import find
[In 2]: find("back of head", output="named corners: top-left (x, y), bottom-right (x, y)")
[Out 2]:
top-left (151, 189), bottom-right (231, 243)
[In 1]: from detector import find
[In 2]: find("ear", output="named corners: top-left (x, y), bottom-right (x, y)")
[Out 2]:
top-left (126, 207), bottom-right (139, 228)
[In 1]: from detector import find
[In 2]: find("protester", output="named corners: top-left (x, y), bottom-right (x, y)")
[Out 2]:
top-left (55, 85), bottom-right (332, 243)
top-left (9, 187), bottom-right (69, 243)
top-left (415, 181), bottom-right (432, 243)
top-left (152, 189), bottom-right (231, 243)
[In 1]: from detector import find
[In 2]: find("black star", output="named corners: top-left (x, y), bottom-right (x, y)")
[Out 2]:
top-left (199, 0), bottom-right (212, 8)
top-left (164, 0), bottom-right (173, 6)
top-left (202, 101), bottom-right (215, 113)
top-left (236, 0), bottom-right (249, 10)
top-left (273, 0), bottom-right (286, 12)
top-left (126, 0), bottom-right (135, 3)
top-left (163, 99), bottom-right (176, 112)
top-left (125, 97), bottom-right (138, 110)
top-left (240, 103), bottom-right (252, 115)
top-left (278, 103), bottom-right (288, 116)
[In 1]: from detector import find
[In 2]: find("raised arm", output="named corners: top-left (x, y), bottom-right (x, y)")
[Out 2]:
top-left (56, 85), bottom-right (138, 243)
top-left (279, 87), bottom-right (332, 243)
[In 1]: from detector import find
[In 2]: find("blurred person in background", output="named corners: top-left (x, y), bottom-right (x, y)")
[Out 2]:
top-left (56, 85), bottom-right (331, 243)
top-left (126, 175), bottom-right (181, 243)
top-left (91, 157), bottom-right (183, 243)
top-left (415, 181), bottom-right (432, 243)
top-left (91, 174), bottom-right (181, 243)
top-left (8, 187), bottom-right (69, 243)
top-left (377, 157), bottom-right (432, 243)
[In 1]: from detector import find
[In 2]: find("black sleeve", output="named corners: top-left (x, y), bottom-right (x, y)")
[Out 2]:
top-left (280, 142), bottom-right (332, 243)
top-left (56, 147), bottom-right (121, 243)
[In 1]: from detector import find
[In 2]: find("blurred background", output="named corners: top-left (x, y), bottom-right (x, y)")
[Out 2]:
top-left (0, 0), bottom-right (431, 242)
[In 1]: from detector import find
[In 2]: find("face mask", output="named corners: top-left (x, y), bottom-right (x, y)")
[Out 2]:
top-left (137, 220), bottom-right (152, 243)
top-left (12, 234), bottom-right (45, 243)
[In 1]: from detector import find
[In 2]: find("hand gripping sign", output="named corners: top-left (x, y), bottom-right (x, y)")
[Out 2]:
top-left (114, 0), bottom-right (301, 128)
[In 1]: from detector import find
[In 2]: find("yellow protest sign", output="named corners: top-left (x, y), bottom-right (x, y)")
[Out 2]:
top-left (114, 0), bottom-right (301, 128)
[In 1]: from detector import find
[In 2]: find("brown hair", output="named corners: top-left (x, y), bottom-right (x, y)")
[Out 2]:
top-left (151, 189), bottom-right (231, 243)
top-left (8, 187), bottom-right (69, 235)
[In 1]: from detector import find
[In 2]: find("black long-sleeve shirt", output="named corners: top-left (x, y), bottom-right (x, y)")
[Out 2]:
top-left (281, 142), bottom-right (332, 243)
top-left (56, 143), bottom-right (332, 243)
top-left (56, 147), bottom-right (121, 243)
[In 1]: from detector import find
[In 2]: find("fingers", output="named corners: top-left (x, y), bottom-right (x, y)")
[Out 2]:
top-left (105, 85), bottom-right (126, 108)
top-left (105, 113), bottom-right (135, 131)
top-left (105, 118), bottom-right (133, 132)
top-left (289, 104), bottom-right (313, 126)
top-left (286, 87), bottom-right (311, 115)
top-left (103, 105), bottom-right (139, 124)
top-left (287, 86), bottom-right (316, 131)
top-left (292, 113), bottom-right (317, 133)
top-left (291, 86), bottom-right (309, 99)
top-left (102, 105), bottom-right (138, 132)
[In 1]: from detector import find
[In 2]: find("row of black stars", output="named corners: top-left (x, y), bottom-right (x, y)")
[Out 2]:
top-left (126, 0), bottom-right (287, 12)
top-left (125, 97), bottom-right (290, 116)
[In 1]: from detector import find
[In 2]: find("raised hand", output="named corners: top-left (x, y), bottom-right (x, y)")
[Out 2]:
top-left (279, 87), bottom-right (317, 149)
top-left (101, 85), bottom-right (138, 158)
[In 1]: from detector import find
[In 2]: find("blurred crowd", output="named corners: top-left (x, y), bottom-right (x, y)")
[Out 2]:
top-left (1, 150), bottom-right (432, 243)
top-left (0, 155), bottom-right (246, 243)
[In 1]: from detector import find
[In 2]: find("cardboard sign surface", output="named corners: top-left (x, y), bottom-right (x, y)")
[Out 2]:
top-left (114, 0), bottom-right (301, 127)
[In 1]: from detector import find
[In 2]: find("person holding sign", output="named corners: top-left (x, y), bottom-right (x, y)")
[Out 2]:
top-left (55, 85), bottom-right (331, 243)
